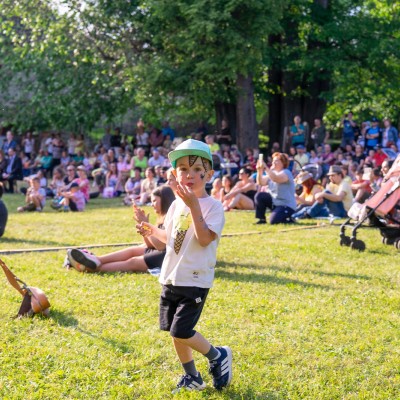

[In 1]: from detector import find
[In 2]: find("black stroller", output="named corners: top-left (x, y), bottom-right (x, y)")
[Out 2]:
top-left (339, 175), bottom-right (400, 251)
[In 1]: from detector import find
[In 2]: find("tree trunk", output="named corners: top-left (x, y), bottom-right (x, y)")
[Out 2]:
top-left (236, 74), bottom-right (258, 152)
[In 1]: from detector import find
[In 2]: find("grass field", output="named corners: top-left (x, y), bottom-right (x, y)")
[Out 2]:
top-left (0, 194), bottom-right (399, 399)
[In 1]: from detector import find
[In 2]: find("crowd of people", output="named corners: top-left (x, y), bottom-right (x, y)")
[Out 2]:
top-left (0, 113), bottom-right (399, 224)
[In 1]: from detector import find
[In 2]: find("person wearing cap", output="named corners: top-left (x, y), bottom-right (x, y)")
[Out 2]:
top-left (293, 145), bottom-right (309, 173)
top-left (135, 139), bottom-right (232, 392)
top-left (293, 165), bottom-right (353, 219)
top-left (365, 117), bottom-right (382, 151)
top-left (59, 182), bottom-right (85, 212)
top-left (293, 171), bottom-right (323, 217)
top-left (17, 176), bottom-right (46, 213)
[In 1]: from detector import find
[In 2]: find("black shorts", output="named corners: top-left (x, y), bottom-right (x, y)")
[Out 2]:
top-left (143, 248), bottom-right (165, 270)
top-left (159, 284), bottom-right (209, 339)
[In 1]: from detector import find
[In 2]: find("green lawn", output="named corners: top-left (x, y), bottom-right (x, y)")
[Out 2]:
top-left (0, 195), bottom-right (399, 399)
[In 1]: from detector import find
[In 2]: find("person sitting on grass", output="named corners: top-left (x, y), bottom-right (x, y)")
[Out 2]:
top-left (137, 167), bottom-right (157, 205)
top-left (66, 185), bottom-right (175, 274)
top-left (59, 182), bottom-right (85, 212)
top-left (222, 167), bottom-right (257, 211)
top-left (254, 152), bottom-right (297, 224)
top-left (17, 177), bottom-right (46, 213)
top-left (293, 165), bottom-right (354, 219)
top-left (294, 171), bottom-right (323, 214)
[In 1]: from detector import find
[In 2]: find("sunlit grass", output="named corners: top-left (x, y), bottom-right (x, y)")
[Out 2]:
top-left (0, 194), bottom-right (399, 399)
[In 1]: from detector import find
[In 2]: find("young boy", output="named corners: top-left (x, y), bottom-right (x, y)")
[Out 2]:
top-left (17, 176), bottom-right (46, 212)
top-left (137, 139), bottom-right (232, 392)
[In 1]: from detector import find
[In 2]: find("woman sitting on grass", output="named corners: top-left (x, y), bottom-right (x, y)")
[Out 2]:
top-left (222, 168), bottom-right (257, 211)
top-left (67, 185), bottom-right (175, 274)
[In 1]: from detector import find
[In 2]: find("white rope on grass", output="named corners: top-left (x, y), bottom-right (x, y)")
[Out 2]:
top-left (0, 223), bottom-right (328, 255)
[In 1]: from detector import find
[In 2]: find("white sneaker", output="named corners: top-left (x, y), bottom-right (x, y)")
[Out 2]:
top-left (67, 249), bottom-right (100, 272)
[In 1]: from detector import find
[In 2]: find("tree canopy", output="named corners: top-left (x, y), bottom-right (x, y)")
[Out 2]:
top-left (0, 0), bottom-right (399, 148)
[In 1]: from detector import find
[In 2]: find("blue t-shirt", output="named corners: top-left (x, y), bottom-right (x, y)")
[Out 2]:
top-left (290, 124), bottom-right (305, 146)
top-left (366, 126), bottom-right (381, 148)
top-left (343, 120), bottom-right (355, 138)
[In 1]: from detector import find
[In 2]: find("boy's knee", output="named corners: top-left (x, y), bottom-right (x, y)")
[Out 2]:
top-left (170, 328), bottom-right (196, 340)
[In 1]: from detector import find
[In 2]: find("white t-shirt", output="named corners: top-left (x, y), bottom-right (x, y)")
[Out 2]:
top-left (159, 196), bottom-right (225, 288)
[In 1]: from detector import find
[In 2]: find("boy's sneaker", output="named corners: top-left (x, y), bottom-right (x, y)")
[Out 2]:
top-left (172, 373), bottom-right (206, 393)
top-left (67, 248), bottom-right (100, 272)
top-left (209, 346), bottom-right (232, 390)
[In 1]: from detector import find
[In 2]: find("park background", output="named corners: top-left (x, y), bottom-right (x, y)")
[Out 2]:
top-left (1, 0), bottom-right (400, 150)
top-left (1, 1), bottom-right (400, 399)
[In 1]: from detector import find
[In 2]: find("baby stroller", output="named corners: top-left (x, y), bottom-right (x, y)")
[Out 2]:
top-left (301, 163), bottom-right (323, 181)
top-left (339, 156), bottom-right (400, 251)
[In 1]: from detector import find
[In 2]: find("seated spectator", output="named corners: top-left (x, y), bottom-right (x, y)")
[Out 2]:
top-left (60, 150), bottom-right (72, 170)
top-left (210, 178), bottom-right (222, 201)
top-left (130, 147), bottom-right (148, 177)
top-left (205, 134), bottom-right (220, 154)
top-left (0, 150), bottom-right (7, 178)
top-left (137, 167), bottom-right (157, 205)
top-left (2, 147), bottom-right (23, 193)
top-left (157, 166), bottom-right (169, 186)
top-left (254, 152), bottom-right (297, 224)
top-left (294, 145), bottom-right (309, 173)
top-left (17, 177), bottom-right (46, 213)
top-left (372, 145), bottom-right (388, 167)
top-left (103, 162), bottom-right (120, 198)
top-left (116, 154), bottom-right (130, 191)
top-left (222, 168), bottom-right (257, 211)
top-left (351, 167), bottom-right (372, 203)
top-left (148, 147), bottom-right (165, 168)
top-left (219, 175), bottom-right (234, 205)
top-left (351, 145), bottom-right (364, 168)
top-left (0, 183), bottom-right (8, 237)
top-left (309, 149), bottom-right (321, 165)
top-left (370, 167), bottom-right (383, 193)
top-left (66, 186), bottom-right (175, 273)
top-left (320, 144), bottom-right (336, 177)
top-left (162, 134), bottom-right (173, 151)
top-left (123, 167), bottom-right (142, 206)
top-left (75, 165), bottom-right (90, 202)
top-left (293, 171), bottom-right (323, 216)
top-left (59, 182), bottom-right (85, 212)
top-left (48, 167), bottom-right (65, 197)
top-left (243, 148), bottom-right (257, 171)
top-left (294, 165), bottom-right (353, 219)
top-left (39, 150), bottom-right (53, 176)
top-left (166, 168), bottom-right (178, 195)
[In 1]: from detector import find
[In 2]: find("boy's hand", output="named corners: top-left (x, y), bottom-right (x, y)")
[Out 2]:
top-left (176, 183), bottom-right (198, 208)
top-left (136, 221), bottom-right (154, 237)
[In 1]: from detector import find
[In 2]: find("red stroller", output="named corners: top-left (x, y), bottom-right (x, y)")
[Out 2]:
top-left (340, 155), bottom-right (400, 251)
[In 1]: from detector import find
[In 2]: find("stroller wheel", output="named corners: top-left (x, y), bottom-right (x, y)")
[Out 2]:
top-left (339, 236), bottom-right (351, 247)
top-left (382, 237), bottom-right (396, 245)
top-left (350, 239), bottom-right (366, 252)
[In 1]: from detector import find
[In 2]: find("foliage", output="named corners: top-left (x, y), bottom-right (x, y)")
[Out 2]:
top-left (0, 197), bottom-right (400, 399)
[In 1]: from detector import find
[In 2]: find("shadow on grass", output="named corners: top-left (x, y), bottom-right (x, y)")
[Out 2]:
top-left (50, 309), bottom-right (79, 327)
top-left (267, 265), bottom-right (371, 281)
top-left (216, 262), bottom-right (332, 290)
top-left (217, 260), bottom-right (371, 282)
top-left (206, 387), bottom-right (281, 399)
top-left (51, 309), bottom-right (133, 353)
